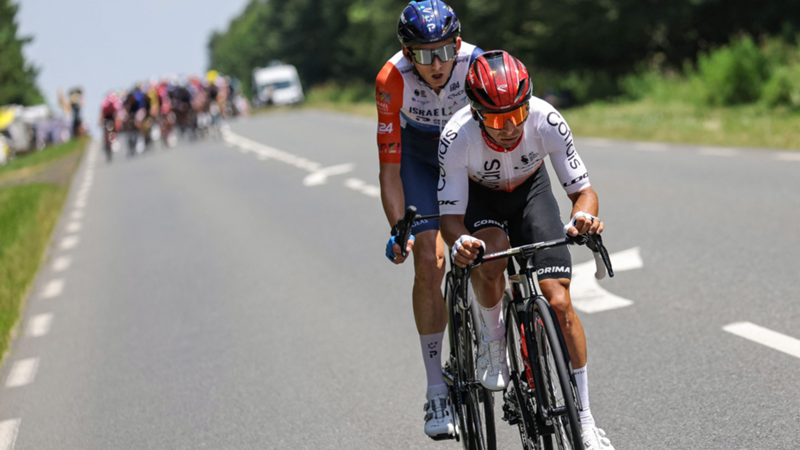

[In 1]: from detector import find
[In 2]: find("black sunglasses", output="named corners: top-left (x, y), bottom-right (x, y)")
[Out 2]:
top-left (409, 43), bottom-right (457, 65)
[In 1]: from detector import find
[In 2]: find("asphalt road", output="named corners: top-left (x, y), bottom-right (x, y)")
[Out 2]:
top-left (1, 110), bottom-right (798, 449)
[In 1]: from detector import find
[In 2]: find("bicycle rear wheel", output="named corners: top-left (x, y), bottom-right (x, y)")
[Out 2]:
top-left (532, 298), bottom-right (584, 450)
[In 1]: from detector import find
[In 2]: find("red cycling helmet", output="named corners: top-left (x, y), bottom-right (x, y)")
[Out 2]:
top-left (465, 51), bottom-right (532, 128)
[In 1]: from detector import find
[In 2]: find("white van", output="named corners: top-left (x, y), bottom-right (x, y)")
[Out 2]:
top-left (252, 64), bottom-right (304, 107)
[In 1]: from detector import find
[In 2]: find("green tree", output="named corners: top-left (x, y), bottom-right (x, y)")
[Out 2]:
top-left (0, 0), bottom-right (43, 106)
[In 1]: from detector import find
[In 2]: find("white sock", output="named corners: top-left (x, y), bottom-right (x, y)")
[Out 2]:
top-left (420, 333), bottom-right (447, 399)
top-left (573, 365), bottom-right (595, 427)
top-left (479, 302), bottom-right (504, 341)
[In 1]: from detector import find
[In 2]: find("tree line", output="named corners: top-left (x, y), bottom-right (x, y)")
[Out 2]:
top-left (208, 0), bottom-right (799, 103)
top-left (0, 0), bottom-right (43, 106)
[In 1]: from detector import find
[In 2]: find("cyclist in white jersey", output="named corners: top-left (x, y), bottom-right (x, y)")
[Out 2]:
top-left (438, 50), bottom-right (616, 450)
top-left (377, 0), bottom-right (482, 440)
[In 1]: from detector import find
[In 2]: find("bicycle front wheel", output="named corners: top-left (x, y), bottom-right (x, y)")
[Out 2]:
top-left (532, 298), bottom-right (583, 450)
top-left (451, 279), bottom-right (496, 450)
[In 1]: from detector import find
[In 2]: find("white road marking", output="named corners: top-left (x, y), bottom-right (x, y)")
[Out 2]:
top-left (40, 279), bottom-right (65, 299)
top-left (775, 152), bottom-right (800, 161)
top-left (74, 198), bottom-right (87, 209)
top-left (723, 322), bottom-right (800, 359)
top-left (0, 419), bottom-right (20, 450)
top-left (60, 235), bottom-right (79, 250)
top-left (303, 163), bottom-right (356, 186)
top-left (71, 210), bottom-right (84, 220)
top-left (699, 147), bottom-right (738, 156)
top-left (571, 247), bottom-right (642, 313)
top-left (579, 138), bottom-right (616, 148)
top-left (27, 313), bottom-right (54, 337)
top-left (633, 142), bottom-right (669, 152)
top-left (6, 358), bottom-right (39, 388)
top-left (52, 255), bottom-right (72, 272)
top-left (344, 178), bottom-right (381, 198)
top-left (66, 222), bottom-right (82, 233)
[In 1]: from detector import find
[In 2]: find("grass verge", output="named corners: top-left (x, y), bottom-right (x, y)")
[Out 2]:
top-left (562, 100), bottom-right (800, 150)
top-left (0, 138), bottom-right (88, 184)
top-left (0, 139), bottom-right (86, 359)
top-left (297, 85), bottom-right (799, 150)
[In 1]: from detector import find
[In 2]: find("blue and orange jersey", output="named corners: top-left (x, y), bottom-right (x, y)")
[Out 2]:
top-left (376, 42), bottom-right (482, 164)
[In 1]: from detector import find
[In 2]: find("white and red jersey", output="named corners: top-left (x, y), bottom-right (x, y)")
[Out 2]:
top-left (375, 42), bottom-right (483, 164)
top-left (437, 97), bottom-right (591, 215)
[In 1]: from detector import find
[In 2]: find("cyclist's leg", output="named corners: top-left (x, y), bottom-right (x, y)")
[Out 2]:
top-left (513, 167), bottom-right (596, 430)
top-left (399, 133), bottom-right (452, 437)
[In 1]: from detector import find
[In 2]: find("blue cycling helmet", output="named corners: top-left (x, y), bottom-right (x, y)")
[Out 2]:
top-left (397, 0), bottom-right (461, 48)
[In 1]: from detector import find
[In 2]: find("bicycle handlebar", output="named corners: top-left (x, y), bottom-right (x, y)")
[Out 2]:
top-left (474, 233), bottom-right (615, 279)
top-left (394, 205), bottom-right (614, 279)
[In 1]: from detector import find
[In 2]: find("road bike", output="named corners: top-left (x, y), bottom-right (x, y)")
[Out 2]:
top-left (394, 206), bottom-right (614, 450)
top-left (395, 206), bottom-right (496, 449)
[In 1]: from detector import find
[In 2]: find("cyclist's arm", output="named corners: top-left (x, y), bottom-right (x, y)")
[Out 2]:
top-left (438, 124), bottom-right (472, 248)
top-left (376, 61), bottom-right (405, 227)
top-left (539, 105), bottom-right (604, 236)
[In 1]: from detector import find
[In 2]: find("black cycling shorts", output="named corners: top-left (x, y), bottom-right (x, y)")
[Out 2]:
top-left (464, 167), bottom-right (572, 281)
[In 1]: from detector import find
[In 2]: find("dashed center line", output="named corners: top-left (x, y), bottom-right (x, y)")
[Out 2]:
top-left (40, 279), bottom-right (64, 299)
top-left (723, 322), bottom-right (800, 359)
top-left (27, 314), bottom-right (53, 338)
top-left (60, 235), bottom-right (80, 250)
top-left (6, 358), bottom-right (39, 388)
top-left (66, 222), bottom-right (82, 233)
top-left (344, 178), bottom-right (381, 198)
top-left (0, 419), bottom-right (20, 450)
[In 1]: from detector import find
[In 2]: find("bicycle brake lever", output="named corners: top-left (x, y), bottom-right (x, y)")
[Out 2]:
top-left (397, 206), bottom-right (417, 258)
top-left (594, 235), bottom-right (614, 278)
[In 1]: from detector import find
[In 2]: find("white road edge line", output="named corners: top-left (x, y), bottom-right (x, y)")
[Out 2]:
top-left (723, 322), bottom-right (800, 359)
top-left (27, 313), bottom-right (54, 338)
top-left (60, 235), bottom-right (79, 250)
top-left (775, 152), bottom-right (800, 162)
top-left (71, 210), bottom-right (84, 220)
top-left (52, 255), bottom-right (72, 272)
top-left (5, 358), bottom-right (39, 388)
top-left (40, 279), bottom-right (65, 299)
top-left (66, 222), bottom-right (82, 233)
top-left (698, 147), bottom-right (738, 156)
top-left (0, 419), bottom-right (20, 450)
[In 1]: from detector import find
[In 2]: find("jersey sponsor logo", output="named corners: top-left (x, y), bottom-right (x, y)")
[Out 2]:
top-left (379, 142), bottom-right (401, 154)
top-left (377, 90), bottom-right (393, 104)
top-left (537, 266), bottom-right (571, 275)
top-left (450, 81), bottom-right (460, 91)
top-left (438, 165), bottom-right (447, 191)
top-left (408, 106), bottom-right (450, 117)
top-left (474, 219), bottom-right (503, 228)
top-left (378, 122), bottom-right (393, 134)
top-left (438, 129), bottom-right (457, 160)
top-left (439, 200), bottom-right (458, 205)
top-left (563, 172), bottom-right (588, 187)
top-left (547, 111), bottom-right (581, 169)
top-left (476, 159), bottom-right (502, 189)
top-left (447, 89), bottom-right (465, 99)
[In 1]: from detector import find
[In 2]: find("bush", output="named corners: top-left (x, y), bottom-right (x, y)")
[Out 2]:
top-left (761, 64), bottom-right (800, 108)
top-left (695, 36), bottom-right (770, 106)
